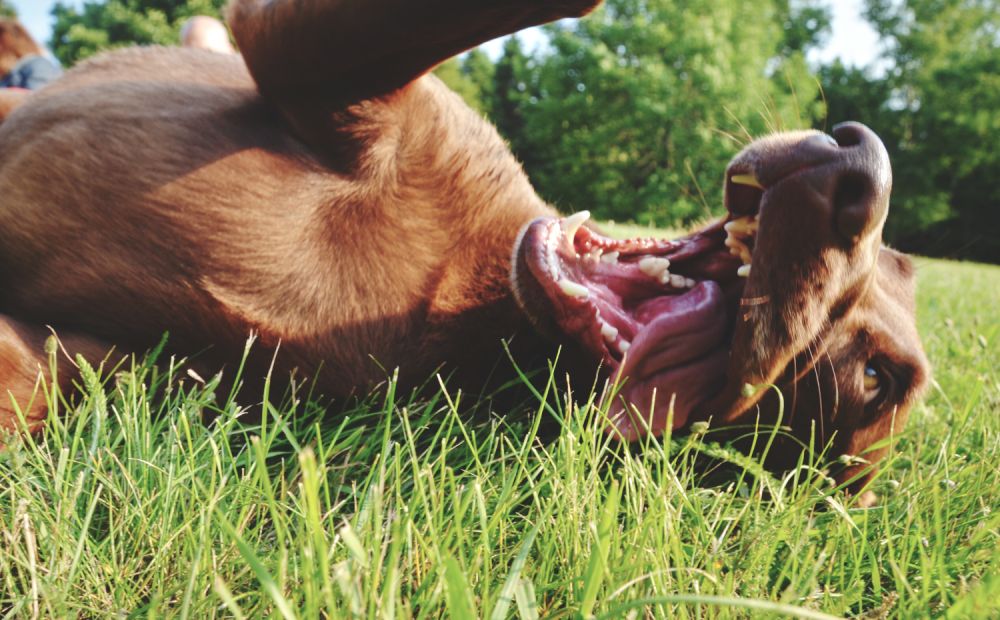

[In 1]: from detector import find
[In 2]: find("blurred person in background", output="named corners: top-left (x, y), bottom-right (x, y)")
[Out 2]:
top-left (0, 19), bottom-right (61, 90)
top-left (180, 16), bottom-right (236, 55)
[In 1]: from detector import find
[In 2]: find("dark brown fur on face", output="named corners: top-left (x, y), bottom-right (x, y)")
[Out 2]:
top-left (0, 0), bottom-right (927, 497)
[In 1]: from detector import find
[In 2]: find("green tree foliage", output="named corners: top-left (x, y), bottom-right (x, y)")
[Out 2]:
top-left (504, 0), bottom-right (830, 224)
top-left (0, 1), bottom-right (16, 18)
top-left (50, 0), bottom-right (227, 66)
top-left (490, 36), bottom-right (538, 171)
top-left (822, 0), bottom-right (999, 260)
top-left (433, 49), bottom-right (495, 115)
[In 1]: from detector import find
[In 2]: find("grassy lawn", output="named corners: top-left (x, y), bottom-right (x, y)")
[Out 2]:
top-left (0, 256), bottom-right (997, 618)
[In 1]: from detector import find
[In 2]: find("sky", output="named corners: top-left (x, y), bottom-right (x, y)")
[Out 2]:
top-left (13, 0), bottom-right (882, 68)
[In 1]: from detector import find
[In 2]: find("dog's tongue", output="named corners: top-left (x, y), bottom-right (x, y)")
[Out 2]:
top-left (612, 281), bottom-right (729, 439)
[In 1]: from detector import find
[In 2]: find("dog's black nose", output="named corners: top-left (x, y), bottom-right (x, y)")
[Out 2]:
top-left (828, 122), bottom-right (892, 243)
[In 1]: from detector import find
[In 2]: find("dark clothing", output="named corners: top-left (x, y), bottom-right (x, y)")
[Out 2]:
top-left (0, 55), bottom-right (62, 90)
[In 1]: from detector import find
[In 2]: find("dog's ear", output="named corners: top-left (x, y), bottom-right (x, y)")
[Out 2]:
top-left (227, 0), bottom-right (602, 106)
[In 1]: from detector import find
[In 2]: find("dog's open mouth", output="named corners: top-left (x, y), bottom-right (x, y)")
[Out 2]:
top-left (513, 174), bottom-right (766, 437)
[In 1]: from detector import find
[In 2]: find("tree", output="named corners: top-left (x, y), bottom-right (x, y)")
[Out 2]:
top-left (490, 36), bottom-right (538, 170)
top-left (828, 0), bottom-right (1000, 260)
top-left (432, 49), bottom-right (495, 115)
top-left (0, 1), bottom-right (16, 18)
top-left (502, 0), bottom-right (829, 225)
top-left (50, 0), bottom-right (227, 66)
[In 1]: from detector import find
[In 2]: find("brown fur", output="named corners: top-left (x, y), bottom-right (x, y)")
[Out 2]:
top-left (0, 0), bottom-right (927, 498)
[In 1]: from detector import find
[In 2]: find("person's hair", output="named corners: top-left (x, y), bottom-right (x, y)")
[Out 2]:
top-left (0, 19), bottom-right (43, 77)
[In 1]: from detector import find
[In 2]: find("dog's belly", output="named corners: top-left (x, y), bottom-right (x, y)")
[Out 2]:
top-left (0, 47), bottom-right (550, 395)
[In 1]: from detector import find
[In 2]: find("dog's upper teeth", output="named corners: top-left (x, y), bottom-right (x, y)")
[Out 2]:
top-left (730, 173), bottom-right (764, 190)
top-left (638, 256), bottom-right (670, 279)
top-left (600, 251), bottom-right (620, 265)
top-left (725, 236), bottom-right (753, 265)
top-left (600, 322), bottom-right (619, 343)
top-left (558, 278), bottom-right (589, 298)
top-left (724, 216), bottom-right (758, 236)
top-left (669, 274), bottom-right (687, 288)
top-left (562, 211), bottom-right (590, 253)
top-left (737, 264), bottom-right (752, 278)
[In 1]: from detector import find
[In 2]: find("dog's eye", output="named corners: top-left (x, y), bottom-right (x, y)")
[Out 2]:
top-left (863, 364), bottom-right (882, 405)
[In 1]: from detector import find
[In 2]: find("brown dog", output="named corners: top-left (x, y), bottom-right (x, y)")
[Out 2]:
top-left (0, 0), bottom-right (927, 497)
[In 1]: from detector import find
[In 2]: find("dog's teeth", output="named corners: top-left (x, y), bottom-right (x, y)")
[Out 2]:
top-left (684, 277), bottom-right (697, 288)
top-left (558, 278), bottom-right (589, 298)
top-left (658, 270), bottom-right (672, 284)
top-left (730, 173), bottom-right (764, 190)
top-left (737, 264), bottom-right (752, 278)
top-left (739, 247), bottom-right (752, 265)
top-left (724, 216), bottom-right (758, 237)
top-left (638, 256), bottom-right (671, 279)
top-left (601, 323), bottom-right (619, 343)
top-left (562, 211), bottom-right (591, 251)
top-left (619, 341), bottom-right (631, 353)
top-left (600, 251), bottom-right (620, 264)
top-left (670, 274), bottom-right (686, 288)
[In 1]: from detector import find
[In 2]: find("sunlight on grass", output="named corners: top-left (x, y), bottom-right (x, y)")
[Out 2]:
top-left (0, 257), bottom-right (997, 618)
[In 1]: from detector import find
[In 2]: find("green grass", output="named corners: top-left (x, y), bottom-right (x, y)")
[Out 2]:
top-left (1, 257), bottom-right (997, 619)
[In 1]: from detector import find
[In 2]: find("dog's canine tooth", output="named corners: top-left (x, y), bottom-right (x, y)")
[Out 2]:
top-left (558, 278), bottom-right (589, 298)
top-left (737, 264), bottom-right (752, 278)
top-left (562, 211), bottom-right (590, 252)
top-left (730, 173), bottom-right (764, 190)
top-left (638, 256), bottom-right (670, 279)
top-left (600, 251), bottom-right (620, 265)
top-left (600, 322), bottom-right (619, 342)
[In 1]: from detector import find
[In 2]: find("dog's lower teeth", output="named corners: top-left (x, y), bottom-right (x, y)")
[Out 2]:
top-left (638, 256), bottom-right (670, 279)
top-left (670, 274), bottom-right (686, 288)
top-left (600, 251), bottom-right (619, 264)
top-left (738, 264), bottom-right (752, 277)
top-left (558, 279), bottom-right (589, 298)
top-left (619, 341), bottom-right (631, 353)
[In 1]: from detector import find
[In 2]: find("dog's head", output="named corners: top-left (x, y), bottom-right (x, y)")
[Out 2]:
top-left (513, 123), bottom-right (930, 490)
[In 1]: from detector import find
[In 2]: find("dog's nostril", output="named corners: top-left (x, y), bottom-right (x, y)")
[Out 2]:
top-left (833, 172), bottom-right (872, 241)
top-left (832, 123), bottom-right (866, 148)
